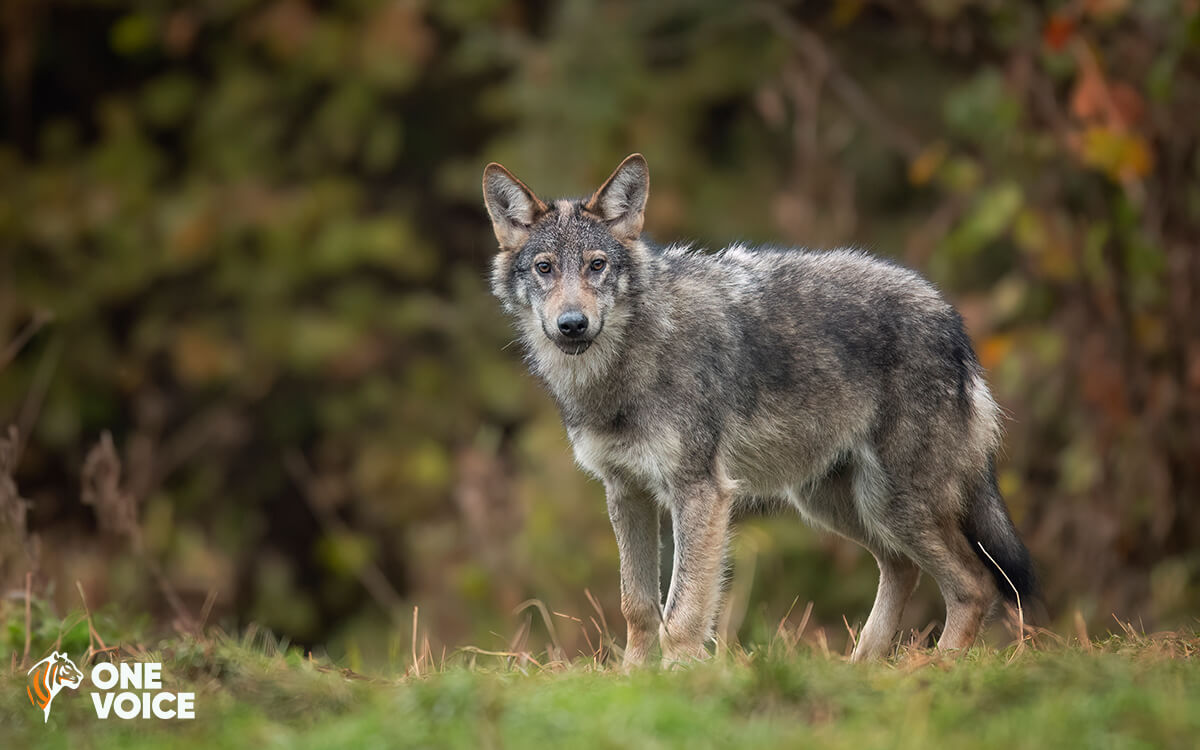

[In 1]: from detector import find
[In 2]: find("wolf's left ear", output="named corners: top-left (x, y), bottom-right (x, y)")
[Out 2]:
top-left (585, 153), bottom-right (649, 243)
top-left (483, 163), bottom-right (548, 251)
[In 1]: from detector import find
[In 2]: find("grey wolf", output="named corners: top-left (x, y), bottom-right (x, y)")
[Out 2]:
top-left (27, 651), bottom-right (84, 722)
top-left (482, 153), bottom-right (1037, 665)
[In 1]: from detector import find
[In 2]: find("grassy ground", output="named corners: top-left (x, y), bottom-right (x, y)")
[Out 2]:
top-left (4, 625), bottom-right (1198, 750)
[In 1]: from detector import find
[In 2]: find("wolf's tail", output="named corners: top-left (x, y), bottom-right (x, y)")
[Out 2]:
top-left (961, 461), bottom-right (1041, 615)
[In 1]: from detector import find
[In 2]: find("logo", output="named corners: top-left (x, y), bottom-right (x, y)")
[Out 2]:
top-left (26, 651), bottom-right (84, 723)
top-left (89, 662), bottom-right (195, 720)
top-left (25, 652), bottom-right (196, 723)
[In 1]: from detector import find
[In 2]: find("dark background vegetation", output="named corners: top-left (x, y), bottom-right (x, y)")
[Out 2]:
top-left (2, 0), bottom-right (1198, 664)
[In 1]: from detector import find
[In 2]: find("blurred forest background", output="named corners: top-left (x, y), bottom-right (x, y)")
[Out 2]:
top-left (2, 0), bottom-right (1199, 664)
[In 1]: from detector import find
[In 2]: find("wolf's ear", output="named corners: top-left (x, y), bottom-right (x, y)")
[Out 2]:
top-left (483, 163), bottom-right (548, 251)
top-left (585, 153), bottom-right (649, 243)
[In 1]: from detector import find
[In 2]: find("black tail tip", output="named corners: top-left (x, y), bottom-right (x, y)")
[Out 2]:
top-left (963, 465), bottom-right (1044, 621)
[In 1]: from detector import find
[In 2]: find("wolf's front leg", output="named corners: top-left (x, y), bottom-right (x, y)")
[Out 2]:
top-left (605, 480), bottom-right (661, 669)
top-left (660, 480), bottom-right (732, 664)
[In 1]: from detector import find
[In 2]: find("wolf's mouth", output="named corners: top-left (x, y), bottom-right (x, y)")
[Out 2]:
top-left (541, 321), bottom-right (601, 355)
top-left (555, 340), bottom-right (592, 355)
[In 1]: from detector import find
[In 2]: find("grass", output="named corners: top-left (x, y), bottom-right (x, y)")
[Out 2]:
top-left (3, 622), bottom-right (1198, 750)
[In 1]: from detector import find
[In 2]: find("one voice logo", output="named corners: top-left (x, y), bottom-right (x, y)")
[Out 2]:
top-left (26, 652), bottom-right (84, 723)
top-left (26, 652), bottom-right (196, 723)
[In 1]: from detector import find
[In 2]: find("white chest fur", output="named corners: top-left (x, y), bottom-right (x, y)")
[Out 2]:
top-left (568, 424), bottom-right (683, 497)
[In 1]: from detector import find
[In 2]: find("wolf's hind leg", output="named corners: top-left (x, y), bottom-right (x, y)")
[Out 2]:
top-left (936, 561), bottom-right (995, 652)
top-left (660, 480), bottom-right (732, 664)
top-left (904, 523), bottom-right (996, 653)
top-left (851, 554), bottom-right (920, 661)
top-left (605, 481), bottom-right (662, 668)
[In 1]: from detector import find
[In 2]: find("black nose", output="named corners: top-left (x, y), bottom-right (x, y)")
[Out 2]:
top-left (557, 311), bottom-right (589, 338)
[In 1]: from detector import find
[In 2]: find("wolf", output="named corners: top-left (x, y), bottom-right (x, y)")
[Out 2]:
top-left (482, 153), bottom-right (1037, 665)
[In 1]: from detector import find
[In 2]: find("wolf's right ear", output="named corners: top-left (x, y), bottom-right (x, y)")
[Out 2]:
top-left (483, 163), bottom-right (548, 251)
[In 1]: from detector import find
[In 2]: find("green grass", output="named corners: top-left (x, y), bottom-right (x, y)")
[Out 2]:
top-left (4, 629), bottom-right (1198, 750)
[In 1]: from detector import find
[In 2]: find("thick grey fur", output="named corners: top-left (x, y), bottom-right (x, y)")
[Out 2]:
top-left (483, 154), bottom-right (1037, 666)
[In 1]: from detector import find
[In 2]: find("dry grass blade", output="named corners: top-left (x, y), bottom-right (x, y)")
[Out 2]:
top-left (422, 636), bottom-right (434, 676)
top-left (457, 645), bottom-right (531, 661)
top-left (976, 542), bottom-right (1026, 661)
top-left (842, 614), bottom-right (858, 656)
top-left (580, 623), bottom-right (599, 665)
top-left (513, 598), bottom-right (565, 661)
top-left (76, 580), bottom-right (112, 665)
top-left (583, 588), bottom-right (610, 640)
top-left (773, 595), bottom-right (801, 649)
top-left (412, 606), bottom-right (421, 678)
top-left (554, 610), bottom-right (604, 664)
top-left (1074, 611), bottom-right (1094, 651)
top-left (199, 589), bottom-right (219, 630)
top-left (1110, 614), bottom-right (1142, 644)
top-left (0, 311), bottom-right (52, 372)
top-left (792, 600), bottom-right (814, 651)
top-left (814, 627), bottom-right (830, 658)
top-left (503, 614), bottom-right (544, 672)
top-left (912, 621), bottom-right (939, 650)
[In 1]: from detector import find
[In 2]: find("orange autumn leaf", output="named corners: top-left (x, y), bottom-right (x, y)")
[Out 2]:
top-left (1070, 63), bottom-right (1109, 121)
top-left (1072, 74), bottom-right (1145, 129)
top-left (908, 141), bottom-right (948, 186)
top-left (1069, 43), bottom-right (1146, 130)
top-left (1043, 14), bottom-right (1076, 51)
top-left (1075, 126), bottom-right (1154, 181)
top-left (979, 334), bottom-right (1016, 371)
top-left (171, 328), bottom-right (239, 384)
top-left (1109, 82), bottom-right (1145, 127)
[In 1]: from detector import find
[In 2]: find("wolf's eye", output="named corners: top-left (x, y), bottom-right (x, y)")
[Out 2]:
top-left (590, 258), bottom-right (607, 272)
top-left (535, 261), bottom-right (552, 274)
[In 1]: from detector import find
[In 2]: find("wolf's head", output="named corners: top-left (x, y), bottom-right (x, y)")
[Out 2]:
top-left (483, 154), bottom-right (649, 357)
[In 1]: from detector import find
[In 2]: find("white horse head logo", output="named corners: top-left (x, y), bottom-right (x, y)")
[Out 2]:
top-left (27, 651), bottom-right (84, 723)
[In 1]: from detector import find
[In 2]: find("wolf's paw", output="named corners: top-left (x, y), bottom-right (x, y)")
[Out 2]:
top-left (620, 646), bottom-right (653, 673)
top-left (659, 649), bottom-right (707, 670)
top-left (658, 633), bottom-right (709, 667)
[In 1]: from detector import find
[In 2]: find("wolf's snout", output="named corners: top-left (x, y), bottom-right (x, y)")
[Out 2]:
top-left (557, 311), bottom-right (589, 338)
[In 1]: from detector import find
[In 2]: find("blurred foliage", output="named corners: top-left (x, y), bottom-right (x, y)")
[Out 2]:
top-left (2, 0), bottom-right (1200, 660)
